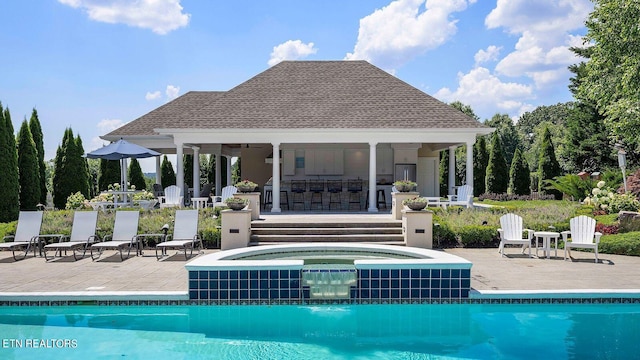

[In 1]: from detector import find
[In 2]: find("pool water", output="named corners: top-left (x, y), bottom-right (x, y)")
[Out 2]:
top-left (1, 304), bottom-right (639, 359)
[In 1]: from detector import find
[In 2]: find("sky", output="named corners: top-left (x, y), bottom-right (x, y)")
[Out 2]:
top-left (0, 0), bottom-right (593, 172)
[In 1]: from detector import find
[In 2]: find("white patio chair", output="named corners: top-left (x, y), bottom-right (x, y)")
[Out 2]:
top-left (212, 185), bottom-right (238, 208)
top-left (90, 211), bottom-right (141, 261)
top-left (159, 185), bottom-right (183, 208)
top-left (0, 211), bottom-right (43, 261)
top-left (42, 211), bottom-right (99, 261)
top-left (497, 213), bottom-right (534, 257)
top-left (447, 184), bottom-right (473, 208)
top-left (155, 209), bottom-right (203, 260)
top-left (562, 215), bottom-right (602, 263)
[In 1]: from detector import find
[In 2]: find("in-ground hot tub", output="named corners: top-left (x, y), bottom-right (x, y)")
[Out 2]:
top-left (185, 243), bottom-right (472, 304)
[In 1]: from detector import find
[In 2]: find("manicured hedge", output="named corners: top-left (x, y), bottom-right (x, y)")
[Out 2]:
top-left (599, 233), bottom-right (640, 256)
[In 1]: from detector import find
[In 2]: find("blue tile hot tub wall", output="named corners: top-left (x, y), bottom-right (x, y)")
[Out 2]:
top-left (188, 267), bottom-right (471, 303)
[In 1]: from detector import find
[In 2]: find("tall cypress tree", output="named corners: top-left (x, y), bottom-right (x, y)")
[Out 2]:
top-left (473, 136), bottom-right (489, 196)
top-left (17, 120), bottom-right (40, 210)
top-left (538, 126), bottom-right (562, 199)
top-left (29, 109), bottom-right (47, 204)
top-left (161, 155), bottom-right (176, 187)
top-left (485, 133), bottom-right (509, 194)
top-left (74, 135), bottom-right (90, 197)
top-left (207, 154), bottom-right (216, 184)
top-left (129, 158), bottom-right (146, 190)
top-left (53, 129), bottom-right (89, 208)
top-left (439, 151), bottom-right (449, 196)
top-left (509, 148), bottom-right (531, 195)
top-left (0, 104), bottom-right (20, 221)
top-left (98, 159), bottom-right (121, 191)
top-left (184, 154), bottom-right (193, 188)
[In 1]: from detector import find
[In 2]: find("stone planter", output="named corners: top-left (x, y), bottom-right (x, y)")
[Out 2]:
top-left (234, 192), bottom-right (261, 220)
top-left (227, 202), bottom-right (248, 211)
top-left (391, 192), bottom-right (420, 220)
top-left (405, 201), bottom-right (428, 211)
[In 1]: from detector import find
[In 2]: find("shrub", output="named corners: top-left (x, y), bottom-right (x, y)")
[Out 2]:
top-left (432, 221), bottom-right (457, 248)
top-left (584, 181), bottom-right (640, 214)
top-left (599, 233), bottom-right (640, 256)
top-left (478, 193), bottom-right (556, 201)
top-left (65, 192), bottom-right (89, 210)
top-left (457, 225), bottom-right (499, 248)
top-left (595, 223), bottom-right (619, 235)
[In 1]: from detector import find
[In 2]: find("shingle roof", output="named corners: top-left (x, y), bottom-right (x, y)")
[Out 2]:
top-left (109, 61), bottom-right (487, 136)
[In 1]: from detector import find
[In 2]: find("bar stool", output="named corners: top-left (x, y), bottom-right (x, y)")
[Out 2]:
top-left (279, 190), bottom-right (289, 210)
top-left (347, 179), bottom-right (363, 210)
top-left (327, 180), bottom-right (342, 210)
top-left (291, 180), bottom-right (306, 210)
top-left (309, 180), bottom-right (325, 210)
top-left (263, 189), bottom-right (273, 210)
top-left (365, 189), bottom-right (387, 209)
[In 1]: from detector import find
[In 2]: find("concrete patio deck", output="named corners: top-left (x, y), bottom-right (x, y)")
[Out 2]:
top-left (1, 246), bottom-right (639, 295)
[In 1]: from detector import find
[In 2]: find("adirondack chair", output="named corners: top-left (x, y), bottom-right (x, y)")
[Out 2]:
top-left (159, 185), bottom-right (183, 208)
top-left (562, 215), bottom-right (602, 263)
top-left (447, 185), bottom-right (473, 208)
top-left (212, 185), bottom-right (238, 208)
top-left (497, 213), bottom-right (534, 257)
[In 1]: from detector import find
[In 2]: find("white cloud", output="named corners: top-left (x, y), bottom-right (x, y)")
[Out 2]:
top-left (145, 91), bottom-right (162, 101)
top-left (435, 67), bottom-right (533, 118)
top-left (484, 0), bottom-right (592, 88)
top-left (165, 85), bottom-right (180, 100)
top-left (345, 0), bottom-right (476, 71)
top-left (58, 0), bottom-right (190, 35)
top-left (96, 118), bottom-right (125, 133)
top-left (474, 45), bottom-right (502, 66)
top-left (90, 119), bottom-right (125, 151)
top-left (268, 40), bottom-right (318, 67)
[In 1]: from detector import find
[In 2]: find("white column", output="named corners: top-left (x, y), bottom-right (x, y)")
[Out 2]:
top-left (448, 146), bottom-right (456, 196)
top-left (155, 156), bottom-right (162, 186)
top-left (176, 144), bottom-right (184, 201)
top-left (466, 141), bottom-right (475, 195)
top-left (215, 151), bottom-right (222, 196)
top-left (225, 155), bottom-right (233, 186)
top-left (271, 142), bottom-right (281, 213)
top-left (368, 142), bottom-right (378, 212)
top-left (192, 146), bottom-right (200, 197)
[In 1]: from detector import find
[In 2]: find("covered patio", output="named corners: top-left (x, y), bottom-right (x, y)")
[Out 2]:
top-left (103, 61), bottom-right (493, 211)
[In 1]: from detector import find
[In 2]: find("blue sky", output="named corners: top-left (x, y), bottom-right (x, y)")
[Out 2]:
top-left (0, 0), bottom-right (592, 171)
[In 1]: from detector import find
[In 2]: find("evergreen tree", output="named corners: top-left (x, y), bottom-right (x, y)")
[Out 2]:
top-left (161, 155), bottom-right (176, 187)
top-left (128, 158), bottom-right (146, 190)
top-left (74, 135), bottom-right (90, 197)
top-left (0, 104), bottom-right (20, 221)
top-left (184, 154), bottom-right (193, 188)
top-left (509, 148), bottom-right (530, 195)
top-left (473, 136), bottom-right (489, 196)
top-left (29, 109), bottom-right (47, 204)
top-left (439, 151), bottom-right (449, 196)
top-left (221, 155), bottom-right (228, 185)
top-left (16, 120), bottom-right (40, 210)
top-left (98, 159), bottom-right (121, 191)
top-left (52, 130), bottom-right (69, 209)
top-left (207, 154), bottom-right (216, 184)
top-left (53, 129), bottom-right (90, 208)
top-left (485, 114), bottom-right (521, 167)
top-left (485, 133), bottom-right (509, 194)
top-left (538, 126), bottom-right (562, 199)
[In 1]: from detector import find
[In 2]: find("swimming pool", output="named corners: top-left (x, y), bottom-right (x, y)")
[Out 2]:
top-left (1, 303), bottom-right (639, 359)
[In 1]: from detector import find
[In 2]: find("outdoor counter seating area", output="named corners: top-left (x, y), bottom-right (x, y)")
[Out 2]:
top-left (263, 180), bottom-right (394, 211)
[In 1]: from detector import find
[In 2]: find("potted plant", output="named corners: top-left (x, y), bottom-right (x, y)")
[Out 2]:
top-left (402, 196), bottom-right (428, 211)
top-left (236, 180), bottom-right (258, 193)
top-left (225, 197), bottom-right (249, 210)
top-left (393, 180), bottom-right (417, 192)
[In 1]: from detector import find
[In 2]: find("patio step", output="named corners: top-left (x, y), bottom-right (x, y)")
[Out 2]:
top-left (249, 220), bottom-right (404, 245)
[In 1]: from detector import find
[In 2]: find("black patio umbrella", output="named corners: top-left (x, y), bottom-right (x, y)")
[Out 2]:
top-left (85, 138), bottom-right (160, 190)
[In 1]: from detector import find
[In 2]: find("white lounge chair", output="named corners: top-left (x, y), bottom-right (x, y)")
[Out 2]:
top-left (212, 185), bottom-right (238, 208)
top-left (497, 213), bottom-right (534, 257)
top-left (447, 184), bottom-right (474, 208)
top-left (0, 211), bottom-right (43, 261)
top-left (155, 209), bottom-right (203, 260)
top-left (159, 185), bottom-right (183, 208)
top-left (562, 215), bottom-right (602, 263)
top-left (42, 211), bottom-right (99, 261)
top-left (90, 211), bottom-right (140, 261)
